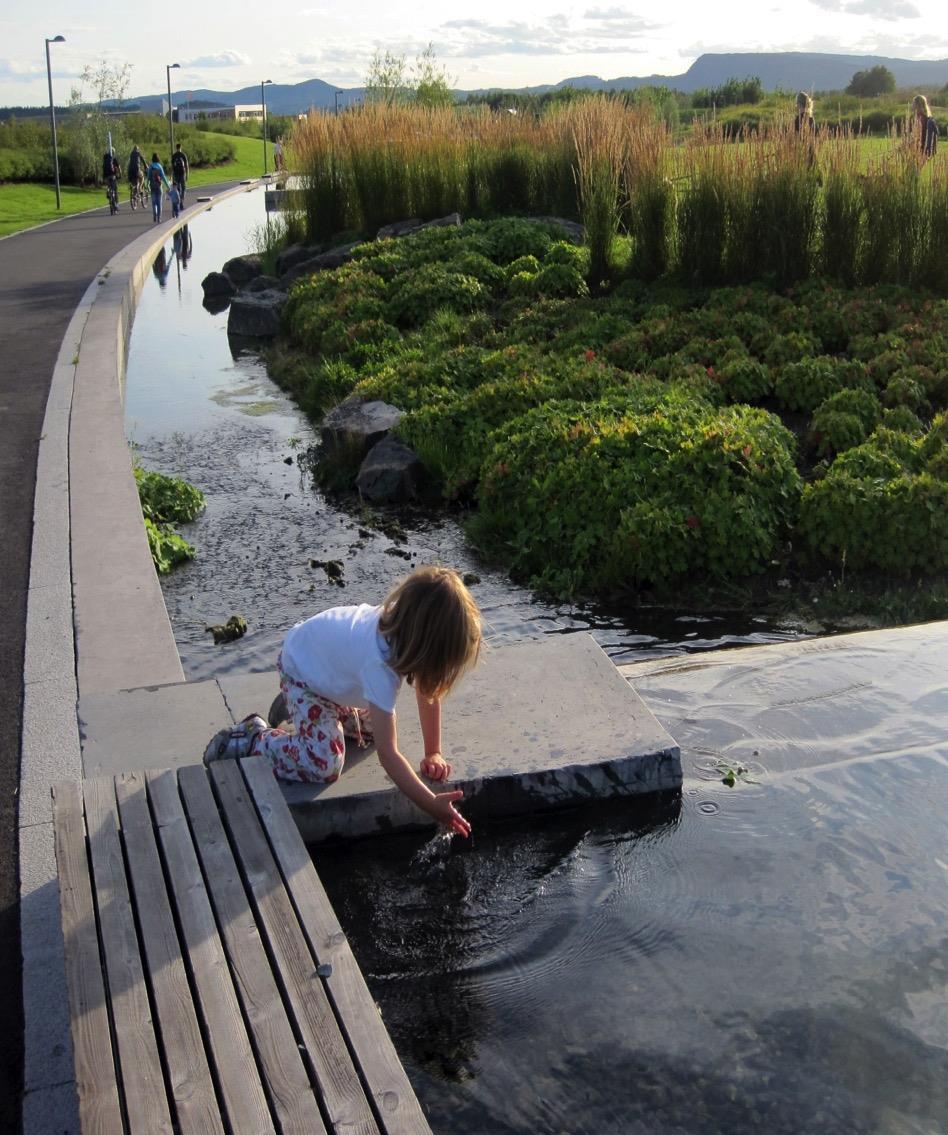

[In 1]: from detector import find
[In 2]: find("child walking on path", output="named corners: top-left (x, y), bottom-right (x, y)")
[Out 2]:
top-left (204, 566), bottom-right (482, 836)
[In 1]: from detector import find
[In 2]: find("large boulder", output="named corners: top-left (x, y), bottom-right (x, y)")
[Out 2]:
top-left (531, 216), bottom-right (585, 242)
top-left (227, 290), bottom-right (287, 338)
top-left (222, 253), bottom-right (263, 286)
top-left (275, 243), bottom-right (321, 277)
top-left (243, 274), bottom-right (281, 294)
top-left (320, 397), bottom-right (403, 463)
top-left (376, 213), bottom-right (462, 241)
top-left (201, 270), bottom-right (236, 300)
top-left (357, 436), bottom-right (425, 503)
top-left (279, 243), bottom-right (361, 287)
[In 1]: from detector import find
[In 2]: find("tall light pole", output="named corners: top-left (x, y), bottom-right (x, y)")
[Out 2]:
top-left (166, 62), bottom-right (180, 161)
top-left (45, 35), bottom-right (65, 209)
top-left (261, 79), bottom-right (272, 175)
top-left (334, 90), bottom-right (341, 116)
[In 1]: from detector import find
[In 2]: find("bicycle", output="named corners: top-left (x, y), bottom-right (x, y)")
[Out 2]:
top-left (128, 176), bottom-right (148, 211)
top-left (105, 176), bottom-right (118, 216)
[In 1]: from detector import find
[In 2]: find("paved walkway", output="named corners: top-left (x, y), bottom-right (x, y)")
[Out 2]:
top-left (0, 184), bottom-right (237, 1133)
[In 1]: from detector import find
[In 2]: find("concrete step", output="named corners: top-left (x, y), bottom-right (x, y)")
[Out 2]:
top-left (78, 634), bottom-right (681, 842)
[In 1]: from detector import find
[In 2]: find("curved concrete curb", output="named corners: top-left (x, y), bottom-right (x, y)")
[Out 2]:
top-left (18, 184), bottom-right (258, 1131)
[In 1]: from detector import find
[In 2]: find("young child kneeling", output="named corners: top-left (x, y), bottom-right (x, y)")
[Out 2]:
top-left (203, 566), bottom-right (481, 836)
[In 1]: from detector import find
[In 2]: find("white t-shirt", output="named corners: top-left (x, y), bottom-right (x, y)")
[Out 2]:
top-left (280, 603), bottom-right (401, 713)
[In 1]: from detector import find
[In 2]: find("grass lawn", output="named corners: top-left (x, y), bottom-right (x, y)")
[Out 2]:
top-left (0, 132), bottom-right (273, 237)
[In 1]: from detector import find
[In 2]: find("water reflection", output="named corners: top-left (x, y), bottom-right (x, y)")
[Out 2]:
top-left (317, 755), bottom-right (947, 1135)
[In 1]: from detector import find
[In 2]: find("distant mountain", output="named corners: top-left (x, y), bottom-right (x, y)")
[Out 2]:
top-left (125, 77), bottom-right (353, 116)
top-left (104, 51), bottom-right (948, 120)
top-left (515, 52), bottom-right (948, 95)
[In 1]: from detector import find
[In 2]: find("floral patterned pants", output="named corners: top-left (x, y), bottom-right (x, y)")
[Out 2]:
top-left (250, 665), bottom-right (373, 784)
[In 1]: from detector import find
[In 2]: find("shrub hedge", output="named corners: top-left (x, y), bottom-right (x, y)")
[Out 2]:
top-left (277, 217), bottom-right (948, 597)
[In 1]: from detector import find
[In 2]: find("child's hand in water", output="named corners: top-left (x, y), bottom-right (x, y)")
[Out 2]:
top-left (430, 790), bottom-right (471, 838)
top-left (420, 752), bottom-right (452, 781)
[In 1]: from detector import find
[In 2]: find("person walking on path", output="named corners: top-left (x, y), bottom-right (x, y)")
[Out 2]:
top-left (912, 94), bottom-right (938, 158)
top-left (170, 142), bottom-right (190, 205)
top-left (147, 152), bottom-right (171, 222)
top-left (273, 136), bottom-right (285, 172)
top-left (203, 566), bottom-right (482, 837)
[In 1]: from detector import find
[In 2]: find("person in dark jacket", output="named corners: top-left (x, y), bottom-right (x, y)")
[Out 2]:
top-left (912, 94), bottom-right (938, 158)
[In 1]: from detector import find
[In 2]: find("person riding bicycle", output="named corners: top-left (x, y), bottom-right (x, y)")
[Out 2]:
top-left (170, 143), bottom-right (189, 206)
top-left (102, 149), bottom-right (120, 210)
top-left (127, 145), bottom-right (147, 198)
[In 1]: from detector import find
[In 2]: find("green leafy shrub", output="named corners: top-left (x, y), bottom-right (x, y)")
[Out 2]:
top-left (798, 469), bottom-right (948, 574)
top-left (762, 332), bottom-right (820, 368)
top-left (880, 406), bottom-right (925, 435)
top-left (882, 373), bottom-right (929, 414)
top-left (775, 356), bottom-right (871, 413)
top-left (386, 267), bottom-right (487, 328)
top-left (135, 467), bottom-right (205, 524)
top-left (809, 388), bottom-right (882, 456)
top-left (144, 520), bottom-right (195, 575)
top-left (471, 399), bottom-right (801, 595)
top-left (531, 263), bottom-right (590, 299)
top-left (134, 467), bottom-right (204, 574)
top-left (715, 355), bottom-right (772, 404)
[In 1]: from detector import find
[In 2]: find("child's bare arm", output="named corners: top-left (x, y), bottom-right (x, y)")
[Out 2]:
top-left (415, 688), bottom-right (451, 781)
top-left (369, 704), bottom-right (470, 836)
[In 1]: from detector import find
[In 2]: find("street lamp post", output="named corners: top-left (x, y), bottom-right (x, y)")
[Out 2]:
top-left (261, 79), bottom-right (272, 175)
top-left (45, 35), bottom-right (65, 209)
top-left (166, 62), bottom-right (180, 161)
top-left (334, 90), bottom-right (341, 116)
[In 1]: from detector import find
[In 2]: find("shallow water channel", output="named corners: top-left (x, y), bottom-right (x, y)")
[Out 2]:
top-left (125, 189), bottom-right (948, 1134)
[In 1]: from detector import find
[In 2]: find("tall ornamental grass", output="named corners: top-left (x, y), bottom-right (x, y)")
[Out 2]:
top-left (291, 103), bottom-right (948, 292)
top-left (571, 101), bottom-right (627, 286)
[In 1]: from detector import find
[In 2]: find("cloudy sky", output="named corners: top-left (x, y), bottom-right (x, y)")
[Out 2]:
top-left (4, 0), bottom-right (948, 106)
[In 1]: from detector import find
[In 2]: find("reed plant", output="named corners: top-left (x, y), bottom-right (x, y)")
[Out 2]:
top-left (571, 102), bottom-right (627, 286)
top-left (622, 113), bottom-right (672, 280)
top-left (921, 159), bottom-right (948, 292)
top-left (821, 130), bottom-right (864, 286)
top-left (677, 125), bottom-right (729, 285)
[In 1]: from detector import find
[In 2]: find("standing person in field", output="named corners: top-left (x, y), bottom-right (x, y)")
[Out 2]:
top-left (912, 94), bottom-right (938, 158)
top-left (272, 135), bottom-right (284, 172)
top-left (147, 151), bottom-right (170, 222)
top-left (170, 142), bottom-right (190, 204)
top-left (794, 91), bottom-right (817, 167)
top-left (203, 566), bottom-right (482, 837)
top-left (794, 91), bottom-right (814, 134)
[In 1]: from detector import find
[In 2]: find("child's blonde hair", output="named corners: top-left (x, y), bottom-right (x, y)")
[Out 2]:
top-left (379, 566), bottom-right (482, 699)
top-left (912, 94), bottom-right (931, 118)
top-left (796, 91), bottom-right (813, 116)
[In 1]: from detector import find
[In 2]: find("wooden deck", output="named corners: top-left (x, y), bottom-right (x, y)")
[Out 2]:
top-left (52, 757), bottom-right (433, 1135)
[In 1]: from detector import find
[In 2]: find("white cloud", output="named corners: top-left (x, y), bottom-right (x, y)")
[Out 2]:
top-left (0, 58), bottom-right (46, 81)
top-left (438, 13), bottom-right (658, 58)
top-left (180, 51), bottom-right (251, 68)
top-left (809, 0), bottom-right (920, 19)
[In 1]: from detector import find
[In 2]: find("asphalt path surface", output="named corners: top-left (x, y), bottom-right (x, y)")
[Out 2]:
top-left (0, 181), bottom-right (236, 1131)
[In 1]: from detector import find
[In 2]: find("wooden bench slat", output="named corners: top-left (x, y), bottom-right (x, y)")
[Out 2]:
top-left (146, 770), bottom-right (277, 1135)
top-left (52, 781), bottom-right (125, 1135)
top-left (210, 761), bottom-right (381, 1135)
top-left (84, 776), bottom-right (174, 1135)
top-left (115, 773), bottom-right (224, 1135)
top-left (240, 758), bottom-right (433, 1135)
top-left (177, 764), bottom-right (329, 1135)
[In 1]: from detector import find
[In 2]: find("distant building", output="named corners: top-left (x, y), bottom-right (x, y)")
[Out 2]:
top-left (176, 104), bottom-right (265, 124)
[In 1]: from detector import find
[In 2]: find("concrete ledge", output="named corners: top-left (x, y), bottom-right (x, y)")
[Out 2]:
top-left (69, 187), bottom-right (256, 696)
top-left (220, 634), bottom-right (681, 842)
